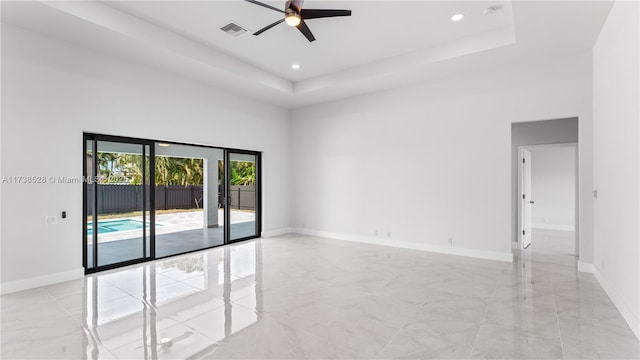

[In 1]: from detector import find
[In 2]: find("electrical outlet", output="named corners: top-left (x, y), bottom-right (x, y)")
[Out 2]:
top-left (45, 216), bottom-right (57, 225)
top-left (374, 229), bottom-right (378, 236)
top-left (387, 231), bottom-right (391, 238)
top-left (448, 237), bottom-right (453, 246)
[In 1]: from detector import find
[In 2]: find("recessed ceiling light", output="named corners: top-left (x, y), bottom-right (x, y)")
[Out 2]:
top-left (158, 143), bottom-right (171, 147)
top-left (291, 64), bottom-right (301, 70)
top-left (451, 13), bottom-right (465, 22)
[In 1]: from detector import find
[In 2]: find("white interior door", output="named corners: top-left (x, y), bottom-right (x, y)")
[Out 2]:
top-left (520, 149), bottom-right (533, 249)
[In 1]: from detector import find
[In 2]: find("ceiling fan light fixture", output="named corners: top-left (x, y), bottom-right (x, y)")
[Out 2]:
top-left (285, 13), bottom-right (301, 27)
top-left (246, 0), bottom-right (351, 42)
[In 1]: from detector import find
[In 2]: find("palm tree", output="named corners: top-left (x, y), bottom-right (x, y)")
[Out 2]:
top-left (97, 153), bottom-right (206, 186)
top-left (155, 156), bottom-right (172, 185)
top-left (230, 161), bottom-right (256, 186)
top-left (155, 156), bottom-right (203, 186)
top-left (97, 152), bottom-right (119, 182)
top-left (119, 154), bottom-right (144, 184)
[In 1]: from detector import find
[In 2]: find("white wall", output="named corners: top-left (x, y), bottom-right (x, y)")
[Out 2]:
top-left (0, 24), bottom-right (291, 292)
top-left (531, 146), bottom-right (576, 230)
top-left (593, 0), bottom-right (640, 338)
top-left (290, 51), bottom-right (594, 263)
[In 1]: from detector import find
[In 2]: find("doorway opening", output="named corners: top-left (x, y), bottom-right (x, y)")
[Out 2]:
top-left (153, 143), bottom-right (224, 258)
top-left (518, 144), bottom-right (578, 259)
top-left (511, 117), bottom-right (580, 264)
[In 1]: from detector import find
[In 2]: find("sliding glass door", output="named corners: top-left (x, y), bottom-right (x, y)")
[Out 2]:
top-left (84, 134), bottom-right (261, 273)
top-left (226, 151), bottom-right (261, 242)
top-left (154, 143), bottom-right (225, 258)
top-left (84, 136), bottom-right (153, 271)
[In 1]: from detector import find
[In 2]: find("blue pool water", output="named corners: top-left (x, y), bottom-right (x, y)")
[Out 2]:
top-left (87, 219), bottom-right (151, 236)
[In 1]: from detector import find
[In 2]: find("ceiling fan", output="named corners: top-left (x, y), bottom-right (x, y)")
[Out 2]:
top-left (245, 0), bottom-right (352, 42)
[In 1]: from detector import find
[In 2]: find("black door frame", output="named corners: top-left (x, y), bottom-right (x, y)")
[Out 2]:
top-left (224, 149), bottom-right (263, 244)
top-left (83, 134), bottom-right (155, 273)
top-left (83, 133), bottom-right (262, 274)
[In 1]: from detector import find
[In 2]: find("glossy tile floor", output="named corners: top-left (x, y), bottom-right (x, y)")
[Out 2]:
top-left (2, 234), bottom-right (639, 359)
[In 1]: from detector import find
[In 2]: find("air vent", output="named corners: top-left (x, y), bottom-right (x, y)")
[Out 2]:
top-left (483, 5), bottom-right (503, 15)
top-left (220, 22), bottom-right (247, 37)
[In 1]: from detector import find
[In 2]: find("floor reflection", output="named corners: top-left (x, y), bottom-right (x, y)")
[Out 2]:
top-left (2, 235), bottom-right (638, 359)
top-left (81, 241), bottom-right (262, 359)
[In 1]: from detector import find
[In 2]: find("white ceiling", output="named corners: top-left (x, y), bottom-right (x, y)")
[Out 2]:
top-left (1, 1), bottom-right (613, 108)
top-left (106, 1), bottom-right (515, 81)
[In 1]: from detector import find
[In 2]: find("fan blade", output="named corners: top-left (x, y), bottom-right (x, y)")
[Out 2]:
top-left (296, 20), bottom-right (315, 42)
top-left (253, 18), bottom-right (285, 35)
top-left (244, 0), bottom-right (285, 14)
top-left (300, 9), bottom-right (352, 19)
top-left (287, 0), bottom-right (304, 13)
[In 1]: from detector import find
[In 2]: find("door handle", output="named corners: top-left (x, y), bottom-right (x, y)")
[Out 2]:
top-left (530, 200), bottom-right (535, 204)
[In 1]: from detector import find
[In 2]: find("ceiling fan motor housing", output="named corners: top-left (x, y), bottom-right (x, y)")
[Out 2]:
top-left (247, 0), bottom-right (352, 42)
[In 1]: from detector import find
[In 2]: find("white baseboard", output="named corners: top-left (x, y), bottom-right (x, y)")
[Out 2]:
top-left (592, 266), bottom-right (640, 340)
top-left (292, 228), bottom-right (513, 263)
top-left (0, 267), bottom-right (85, 295)
top-left (532, 223), bottom-right (575, 231)
top-left (261, 227), bottom-right (292, 237)
top-left (577, 260), bottom-right (595, 273)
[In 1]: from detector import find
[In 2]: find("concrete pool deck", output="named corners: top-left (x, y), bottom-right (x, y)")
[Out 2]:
top-left (87, 209), bottom-right (258, 266)
top-left (93, 209), bottom-right (255, 243)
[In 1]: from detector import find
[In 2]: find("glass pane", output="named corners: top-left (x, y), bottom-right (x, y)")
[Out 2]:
top-left (154, 143), bottom-right (224, 258)
top-left (96, 141), bottom-right (146, 267)
top-left (229, 153), bottom-right (257, 241)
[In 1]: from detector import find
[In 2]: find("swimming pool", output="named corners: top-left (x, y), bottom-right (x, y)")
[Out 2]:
top-left (87, 219), bottom-right (151, 236)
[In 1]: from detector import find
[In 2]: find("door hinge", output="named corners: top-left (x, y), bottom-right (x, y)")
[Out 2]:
top-left (522, 194), bottom-right (525, 199)
top-left (522, 158), bottom-right (526, 163)
top-left (522, 230), bottom-right (526, 235)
